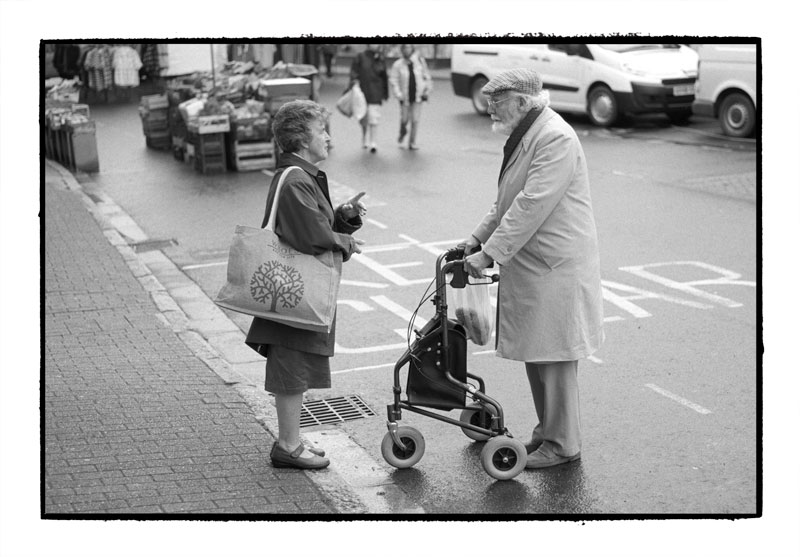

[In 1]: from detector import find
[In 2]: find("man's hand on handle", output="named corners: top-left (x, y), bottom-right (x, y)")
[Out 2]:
top-left (462, 235), bottom-right (493, 279)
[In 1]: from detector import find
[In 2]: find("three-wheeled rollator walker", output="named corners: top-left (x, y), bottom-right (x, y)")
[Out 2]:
top-left (381, 246), bottom-right (528, 481)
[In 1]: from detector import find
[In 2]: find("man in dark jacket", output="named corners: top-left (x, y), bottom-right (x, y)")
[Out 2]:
top-left (349, 44), bottom-right (389, 153)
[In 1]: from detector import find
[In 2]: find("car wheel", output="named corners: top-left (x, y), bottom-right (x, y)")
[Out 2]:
top-left (587, 85), bottom-right (618, 127)
top-left (471, 76), bottom-right (489, 115)
top-left (718, 92), bottom-right (755, 138)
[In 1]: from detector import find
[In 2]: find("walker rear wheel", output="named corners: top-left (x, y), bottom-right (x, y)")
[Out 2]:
top-left (480, 436), bottom-right (527, 481)
top-left (459, 404), bottom-right (497, 442)
top-left (381, 426), bottom-right (425, 469)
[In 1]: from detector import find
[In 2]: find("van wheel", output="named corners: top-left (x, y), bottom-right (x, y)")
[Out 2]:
top-left (471, 76), bottom-right (489, 115)
top-left (587, 85), bottom-right (618, 127)
top-left (718, 92), bottom-right (755, 138)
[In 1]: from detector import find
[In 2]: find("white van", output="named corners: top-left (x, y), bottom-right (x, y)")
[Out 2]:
top-left (692, 44), bottom-right (757, 138)
top-left (450, 44), bottom-right (699, 127)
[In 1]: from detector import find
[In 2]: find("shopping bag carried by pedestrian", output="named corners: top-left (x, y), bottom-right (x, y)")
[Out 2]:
top-left (336, 82), bottom-right (367, 121)
top-left (449, 276), bottom-right (495, 346)
top-left (214, 167), bottom-right (342, 333)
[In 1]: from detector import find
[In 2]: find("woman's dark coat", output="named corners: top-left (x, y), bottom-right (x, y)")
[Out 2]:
top-left (245, 153), bottom-right (362, 357)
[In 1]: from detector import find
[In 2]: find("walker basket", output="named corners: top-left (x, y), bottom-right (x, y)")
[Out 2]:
top-left (406, 319), bottom-right (468, 411)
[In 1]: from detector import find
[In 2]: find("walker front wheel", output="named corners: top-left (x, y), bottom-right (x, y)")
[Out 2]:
top-left (480, 436), bottom-right (527, 481)
top-left (459, 404), bottom-right (497, 442)
top-left (381, 426), bottom-right (425, 469)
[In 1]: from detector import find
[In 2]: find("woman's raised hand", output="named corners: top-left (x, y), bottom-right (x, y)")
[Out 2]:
top-left (341, 191), bottom-right (367, 220)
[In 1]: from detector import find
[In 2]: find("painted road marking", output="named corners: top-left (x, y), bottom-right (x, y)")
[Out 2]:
top-left (182, 260), bottom-right (227, 270)
top-left (398, 234), bottom-right (464, 257)
top-left (645, 383), bottom-right (712, 414)
top-left (620, 261), bottom-right (755, 309)
top-left (340, 279), bottom-right (388, 289)
top-left (384, 261), bottom-right (423, 270)
top-left (366, 218), bottom-right (388, 229)
top-left (352, 252), bottom-right (432, 286)
top-left (337, 300), bottom-right (374, 312)
top-left (602, 279), bottom-right (712, 319)
top-left (332, 362), bottom-right (397, 375)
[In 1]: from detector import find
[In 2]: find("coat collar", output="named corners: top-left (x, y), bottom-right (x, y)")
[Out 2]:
top-left (276, 152), bottom-right (332, 206)
top-left (501, 107), bottom-right (557, 174)
top-left (278, 152), bottom-right (321, 177)
top-left (521, 107), bottom-right (557, 151)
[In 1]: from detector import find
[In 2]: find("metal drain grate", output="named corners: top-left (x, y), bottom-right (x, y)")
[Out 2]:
top-left (300, 395), bottom-right (376, 427)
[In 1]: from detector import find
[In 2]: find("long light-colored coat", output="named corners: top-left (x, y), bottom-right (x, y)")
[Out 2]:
top-left (472, 107), bottom-right (604, 362)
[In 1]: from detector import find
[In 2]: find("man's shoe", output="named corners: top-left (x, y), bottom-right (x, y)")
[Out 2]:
top-left (525, 448), bottom-right (581, 469)
top-left (398, 126), bottom-right (407, 143)
top-left (524, 438), bottom-right (543, 454)
top-left (271, 443), bottom-right (330, 470)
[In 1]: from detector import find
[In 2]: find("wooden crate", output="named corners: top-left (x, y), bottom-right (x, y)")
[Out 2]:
top-left (230, 139), bottom-right (275, 172)
top-left (187, 114), bottom-right (230, 135)
top-left (194, 152), bottom-right (227, 174)
top-left (188, 132), bottom-right (226, 156)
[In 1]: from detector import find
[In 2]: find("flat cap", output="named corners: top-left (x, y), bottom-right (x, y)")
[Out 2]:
top-left (481, 68), bottom-right (543, 96)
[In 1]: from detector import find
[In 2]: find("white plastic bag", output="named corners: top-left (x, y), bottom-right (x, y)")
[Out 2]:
top-left (450, 280), bottom-right (494, 346)
top-left (337, 83), bottom-right (367, 121)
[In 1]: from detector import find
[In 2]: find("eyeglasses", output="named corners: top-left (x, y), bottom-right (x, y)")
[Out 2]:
top-left (486, 95), bottom-right (515, 109)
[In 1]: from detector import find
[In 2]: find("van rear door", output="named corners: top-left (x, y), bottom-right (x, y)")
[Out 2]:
top-left (543, 44), bottom-right (588, 111)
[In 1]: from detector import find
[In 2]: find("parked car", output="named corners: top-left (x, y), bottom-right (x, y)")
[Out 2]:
top-left (451, 43), bottom-right (699, 127)
top-left (692, 43), bottom-right (757, 138)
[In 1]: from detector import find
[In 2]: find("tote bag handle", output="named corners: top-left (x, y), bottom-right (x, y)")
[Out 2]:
top-left (264, 166), bottom-right (301, 231)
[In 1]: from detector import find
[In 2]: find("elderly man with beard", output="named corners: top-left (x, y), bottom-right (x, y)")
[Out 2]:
top-left (462, 68), bottom-right (604, 469)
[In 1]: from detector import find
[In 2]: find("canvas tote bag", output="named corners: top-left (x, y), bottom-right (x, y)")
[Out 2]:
top-left (214, 167), bottom-right (342, 333)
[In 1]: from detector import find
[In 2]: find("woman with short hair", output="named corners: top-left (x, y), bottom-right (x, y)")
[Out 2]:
top-left (245, 100), bottom-right (367, 469)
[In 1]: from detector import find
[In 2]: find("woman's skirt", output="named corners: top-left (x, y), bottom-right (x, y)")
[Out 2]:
top-left (264, 344), bottom-right (331, 395)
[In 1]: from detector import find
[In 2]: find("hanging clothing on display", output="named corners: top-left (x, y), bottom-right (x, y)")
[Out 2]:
top-left (112, 46), bottom-right (143, 87)
top-left (53, 44), bottom-right (82, 79)
top-left (83, 46), bottom-right (114, 91)
top-left (140, 43), bottom-right (164, 78)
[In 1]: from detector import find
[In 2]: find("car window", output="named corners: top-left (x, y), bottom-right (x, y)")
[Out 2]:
top-left (547, 44), bottom-right (593, 59)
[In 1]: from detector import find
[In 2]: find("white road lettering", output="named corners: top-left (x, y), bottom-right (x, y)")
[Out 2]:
top-left (351, 252), bottom-right (431, 286)
top-left (620, 261), bottom-right (755, 308)
top-left (602, 279), bottom-right (713, 319)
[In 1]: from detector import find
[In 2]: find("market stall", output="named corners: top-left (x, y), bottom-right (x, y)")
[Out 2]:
top-left (138, 59), bottom-right (316, 174)
top-left (44, 79), bottom-right (99, 173)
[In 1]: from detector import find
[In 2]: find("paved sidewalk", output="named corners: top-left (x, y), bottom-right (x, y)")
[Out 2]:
top-left (44, 161), bottom-right (339, 515)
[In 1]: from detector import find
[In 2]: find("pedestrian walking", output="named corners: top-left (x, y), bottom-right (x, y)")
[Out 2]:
top-left (245, 100), bottom-right (367, 470)
top-left (462, 68), bottom-right (604, 469)
top-left (319, 44), bottom-right (338, 77)
top-left (389, 44), bottom-right (433, 150)
top-left (349, 44), bottom-right (388, 153)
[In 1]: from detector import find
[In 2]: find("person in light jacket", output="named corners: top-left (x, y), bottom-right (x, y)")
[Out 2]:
top-left (245, 100), bottom-right (367, 470)
top-left (389, 44), bottom-right (432, 150)
top-left (463, 69), bottom-right (604, 469)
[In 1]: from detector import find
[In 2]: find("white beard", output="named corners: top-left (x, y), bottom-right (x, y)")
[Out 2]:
top-left (491, 119), bottom-right (513, 136)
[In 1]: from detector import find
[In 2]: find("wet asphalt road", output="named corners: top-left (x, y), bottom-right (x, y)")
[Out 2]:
top-left (85, 72), bottom-right (757, 515)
